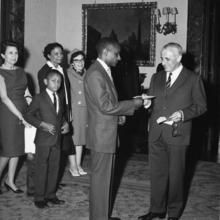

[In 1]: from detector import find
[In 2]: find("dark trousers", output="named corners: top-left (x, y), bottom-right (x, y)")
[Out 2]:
top-left (34, 144), bottom-right (60, 202)
top-left (149, 136), bottom-right (187, 217)
top-left (26, 155), bottom-right (36, 195)
top-left (57, 133), bottom-right (75, 185)
top-left (89, 150), bottom-right (115, 220)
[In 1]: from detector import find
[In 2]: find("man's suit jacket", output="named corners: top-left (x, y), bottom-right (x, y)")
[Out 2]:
top-left (148, 67), bottom-right (207, 146)
top-left (25, 91), bottom-right (65, 147)
top-left (84, 60), bottom-right (136, 153)
top-left (38, 64), bottom-right (71, 122)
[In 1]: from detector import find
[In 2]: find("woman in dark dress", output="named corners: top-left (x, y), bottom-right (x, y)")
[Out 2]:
top-left (0, 41), bottom-right (30, 194)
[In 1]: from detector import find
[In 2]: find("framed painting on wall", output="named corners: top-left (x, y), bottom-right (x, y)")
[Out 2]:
top-left (82, 2), bottom-right (157, 67)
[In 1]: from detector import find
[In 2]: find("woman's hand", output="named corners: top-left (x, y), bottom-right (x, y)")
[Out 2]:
top-left (20, 118), bottom-right (32, 128)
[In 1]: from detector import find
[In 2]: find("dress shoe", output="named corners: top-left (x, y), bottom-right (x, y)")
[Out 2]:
top-left (4, 182), bottom-right (23, 194)
top-left (69, 169), bottom-right (80, 177)
top-left (45, 197), bottom-right (65, 205)
top-left (109, 217), bottom-right (121, 220)
top-left (138, 212), bottom-right (166, 220)
top-left (78, 167), bottom-right (87, 175)
top-left (34, 201), bottom-right (48, 209)
top-left (168, 217), bottom-right (179, 220)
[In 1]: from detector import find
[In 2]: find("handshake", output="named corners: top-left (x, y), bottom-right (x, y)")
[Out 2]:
top-left (133, 94), bottom-right (154, 110)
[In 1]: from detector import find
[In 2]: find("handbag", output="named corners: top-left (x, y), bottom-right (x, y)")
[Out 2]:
top-left (24, 126), bottom-right (36, 154)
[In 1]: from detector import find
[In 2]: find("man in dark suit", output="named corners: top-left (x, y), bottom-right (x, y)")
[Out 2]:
top-left (25, 70), bottom-right (68, 208)
top-left (84, 38), bottom-right (143, 220)
top-left (139, 42), bottom-right (207, 220)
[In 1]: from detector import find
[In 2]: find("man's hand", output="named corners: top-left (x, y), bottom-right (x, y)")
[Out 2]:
top-left (143, 99), bottom-right (152, 109)
top-left (133, 97), bottom-right (143, 110)
top-left (61, 122), bottom-right (69, 134)
top-left (40, 121), bottom-right (56, 135)
top-left (169, 111), bottom-right (183, 122)
top-left (118, 116), bottom-right (126, 125)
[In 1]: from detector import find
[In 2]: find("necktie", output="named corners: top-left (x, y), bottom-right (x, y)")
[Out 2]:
top-left (166, 72), bottom-right (172, 88)
top-left (53, 93), bottom-right (57, 112)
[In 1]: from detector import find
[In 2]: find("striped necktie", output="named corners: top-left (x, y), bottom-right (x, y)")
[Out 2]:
top-left (166, 72), bottom-right (172, 88)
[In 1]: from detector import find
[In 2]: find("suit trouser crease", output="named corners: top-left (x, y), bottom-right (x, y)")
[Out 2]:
top-left (149, 136), bottom-right (187, 217)
top-left (90, 150), bottom-right (114, 220)
top-left (34, 144), bottom-right (60, 201)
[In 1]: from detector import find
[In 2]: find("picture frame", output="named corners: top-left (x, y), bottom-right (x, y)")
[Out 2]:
top-left (82, 2), bottom-right (157, 67)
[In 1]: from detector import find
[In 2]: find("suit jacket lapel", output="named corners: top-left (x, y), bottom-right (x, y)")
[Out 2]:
top-left (43, 91), bottom-right (57, 115)
top-left (96, 61), bottom-right (118, 100)
top-left (167, 67), bottom-right (188, 94)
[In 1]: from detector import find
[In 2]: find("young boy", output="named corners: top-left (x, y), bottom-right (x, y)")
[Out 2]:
top-left (25, 69), bottom-right (69, 209)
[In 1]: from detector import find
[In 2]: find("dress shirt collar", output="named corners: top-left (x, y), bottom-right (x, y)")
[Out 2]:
top-left (46, 88), bottom-right (56, 101)
top-left (46, 88), bottom-right (59, 112)
top-left (97, 58), bottom-right (113, 81)
top-left (47, 61), bottom-right (64, 75)
top-left (166, 63), bottom-right (183, 86)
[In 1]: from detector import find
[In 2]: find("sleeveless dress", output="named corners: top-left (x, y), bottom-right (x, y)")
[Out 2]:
top-left (0, 67), bottom-right (27, 157)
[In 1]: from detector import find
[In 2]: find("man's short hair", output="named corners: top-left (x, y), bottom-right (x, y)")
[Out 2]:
top-left (44, 69), bottom-right (62, 80)
top-left (162, 42), bottom-right (183, 55)
top-left (96, 38), bottom-right (120, 56)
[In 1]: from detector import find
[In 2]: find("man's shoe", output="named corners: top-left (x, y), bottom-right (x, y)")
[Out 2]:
top-left (34, 201), bottom-right (48, 209)
top-left (168, 218), bottom-right (179, 220)
top-left (138, 212), bottom-right (166, 220)
top-left (45, 197), bottom-right (65, 205)
top-left (109, 217), bottom-right (121, 220)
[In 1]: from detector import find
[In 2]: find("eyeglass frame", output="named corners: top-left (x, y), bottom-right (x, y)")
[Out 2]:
top-left (72, 58), bottom-right (85, 63)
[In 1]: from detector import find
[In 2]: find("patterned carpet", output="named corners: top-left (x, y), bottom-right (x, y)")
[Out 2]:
top-left (0, 154), bottom-right (219, 220)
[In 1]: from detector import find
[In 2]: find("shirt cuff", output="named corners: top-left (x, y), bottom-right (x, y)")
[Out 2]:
top-left (179, 110), bottom-right (184, 121)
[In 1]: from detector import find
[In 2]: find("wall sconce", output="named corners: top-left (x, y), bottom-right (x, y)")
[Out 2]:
top-left (154, 7), bottom-right (178, 35)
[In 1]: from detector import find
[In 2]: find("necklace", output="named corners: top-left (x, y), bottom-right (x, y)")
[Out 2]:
top-left (2, 64), bottom-right (15, 70)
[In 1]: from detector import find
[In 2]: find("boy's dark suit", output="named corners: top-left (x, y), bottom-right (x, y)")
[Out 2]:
top-left (25, 91), bottom-right (66, 202)
top-left (147, 67), bottom-right (207, 217)
top-left (38, 64), bottom-right (71, 123)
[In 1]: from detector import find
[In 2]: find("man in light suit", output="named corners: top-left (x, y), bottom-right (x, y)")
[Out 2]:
top-left (138, 43), bottom-right (207, 220)
top-left (84, 38), bottom-right (143, 220)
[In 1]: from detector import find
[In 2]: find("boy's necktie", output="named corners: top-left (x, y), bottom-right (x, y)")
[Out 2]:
top-left (53, 93), bottom-right (57, 112)
top-left (166, 72), bottom-right (172, 88)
